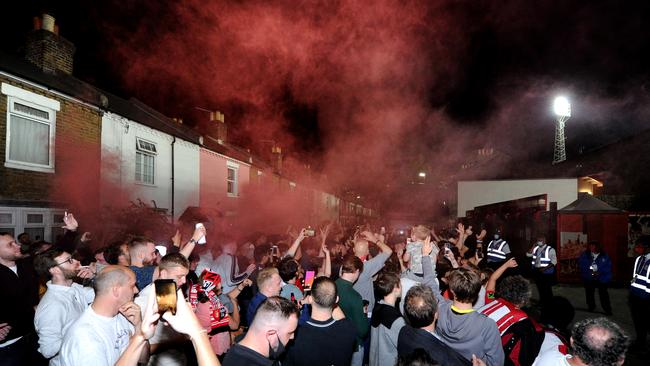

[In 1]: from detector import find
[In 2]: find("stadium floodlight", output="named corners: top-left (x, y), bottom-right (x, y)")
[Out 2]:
top-left (552, 96), bottom-right (571, 164)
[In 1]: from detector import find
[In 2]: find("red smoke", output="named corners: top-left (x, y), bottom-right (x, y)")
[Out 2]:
top-left (104, 0), bottom-right (453, 193)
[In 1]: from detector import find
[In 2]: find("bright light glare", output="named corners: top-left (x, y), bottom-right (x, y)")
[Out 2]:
top-left (553, 96), bottom-right (571, 117)
top-left (418, 172), bottom-right (426, 178)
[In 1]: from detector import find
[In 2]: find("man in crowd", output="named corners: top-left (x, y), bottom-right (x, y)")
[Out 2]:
top-left (432, 267), bottom-right (504, 366)
top-left (33, 249), bottom-right (95, 365)
top-left (628, 235), bottom-right (650, 353)
top-left (534, 317), bottom-right (628, 366)
top-left (60, 265), bottom-right (146, 365)
top-left (283, 276), bottom-right (356, 366)
top-left (104, 240), bottom-right (131, 266)
top-left (128, 237), bottom-right (159, 290)
top-left (578, 241), bottom-right (612, 315)
top-left (352, 231), bottom-right (392, 316)
top-left (212, 236), bottom-right (256, 294)
top-left (223, 296), bottom-right (299, 366)
top-left (480, 275), bottom-right (545, 366)
top-left (247, 266), bottom-right (283, 323)
top-left (335, 255), bottom-right (368, 366)
top-left (0, 232), bottom-right (42, 365)
top-left (278, 257), bottom-right (304, 303)
top-left (526, 235), bottom-right (557, 306)
top-left (134, 253), bottom-right (190, 365)
top-left (370, 271), bottom-right (405, 366)
top-left (397, 284), bottom-right (471, 366)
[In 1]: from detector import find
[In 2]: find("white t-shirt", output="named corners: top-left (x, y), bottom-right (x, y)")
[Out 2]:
top-left (34, 282), bottom-right (95, 365)
top-left (59, 306), bottom-right (134, 366)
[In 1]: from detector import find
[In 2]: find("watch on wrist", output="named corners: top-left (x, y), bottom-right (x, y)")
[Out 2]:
top-left (189, 239), bottom-right (197, 245)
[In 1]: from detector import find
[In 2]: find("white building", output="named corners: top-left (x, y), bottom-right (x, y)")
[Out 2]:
top-left (100, 102), bottom-right (201, 221)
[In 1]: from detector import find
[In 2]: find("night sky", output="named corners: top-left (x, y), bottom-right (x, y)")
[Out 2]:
top-left (4, 1), bottom-right (650, 213)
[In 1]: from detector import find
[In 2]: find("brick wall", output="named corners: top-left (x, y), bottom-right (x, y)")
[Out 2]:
top-left (0, 76), bottom-right (102, 219)
top-left (25, 30), bottom-right (75, 75)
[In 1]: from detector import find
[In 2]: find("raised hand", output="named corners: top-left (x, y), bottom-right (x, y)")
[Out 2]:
top-left (140, 288), bottom-right (160, 339)
top-left (477, 229), bottom-right (487, 241)
top-left (171, 229), bottom-right (182, 248)
top-left (505, 257), bottom-right (518, 268)
top-left (422, 235), bottom-right (433, 256)
top-left (62, 212), bottom-right (78, 231)
top-left (465, 225), bottom-right (473, 237)
top-left (162, 290), bottom-right (205, 338)
top-left (360, 230), bottom-right (378, 243)
top-left (119, 301), bottom-right (143, 328)
top-left (0, 323), bottom-right (11, 342)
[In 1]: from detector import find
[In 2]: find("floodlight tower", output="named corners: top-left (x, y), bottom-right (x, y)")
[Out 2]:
top-left (552, 96), bottom-right (571, 164)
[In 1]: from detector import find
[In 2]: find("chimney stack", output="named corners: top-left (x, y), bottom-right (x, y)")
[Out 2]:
top-left (209, 111), bottom-right (227, 144)
top-left (25, 14), bottom-right (76, 75)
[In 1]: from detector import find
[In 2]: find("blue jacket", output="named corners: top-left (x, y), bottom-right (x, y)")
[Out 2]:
top-left (578, 251), bottom-right (612, 283)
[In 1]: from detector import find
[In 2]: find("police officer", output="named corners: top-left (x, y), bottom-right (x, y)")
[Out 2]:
top-left (486, 229), bottom-right (511, 270)
top-left (526, 234), bottom-right (556, 306)
top-left (629, 235), bottom-right (650, 353)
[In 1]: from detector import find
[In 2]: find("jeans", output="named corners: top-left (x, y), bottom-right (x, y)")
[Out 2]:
top-left (351, 344), bottom-right (364, 366)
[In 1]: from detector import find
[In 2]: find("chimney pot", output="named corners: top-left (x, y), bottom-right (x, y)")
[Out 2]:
top-left (42, 14), bottom-right (55, 32)
top-left (33, 16), bottom-right (41, 30)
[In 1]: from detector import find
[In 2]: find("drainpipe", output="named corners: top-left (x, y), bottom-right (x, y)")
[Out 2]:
top-left (171, 137), bottom-right (176, 223)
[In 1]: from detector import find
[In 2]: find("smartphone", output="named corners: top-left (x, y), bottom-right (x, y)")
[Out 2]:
top-left (154, 279), bottom-right (177, 315)
top-left (304, 228), bottom-right (315, 237)
top-left (303, 270), bottom-right (316, 290)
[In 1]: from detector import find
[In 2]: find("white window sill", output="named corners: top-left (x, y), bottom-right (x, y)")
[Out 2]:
top-left (227, 193), bottom-right (239, 198)
top-left (134, 181), bottom-right (156, 187)
top-left (4, 161), bottom-right (54, 174)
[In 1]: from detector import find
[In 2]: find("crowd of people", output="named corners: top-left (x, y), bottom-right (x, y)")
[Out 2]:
top-left (0, 212), bottom-right (644, 366)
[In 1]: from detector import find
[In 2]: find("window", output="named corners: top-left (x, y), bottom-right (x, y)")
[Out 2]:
top-left (227, 161), bottom-right (239, 197)
top-left (2, 83), bottom-right (60, 173)
top-left (135, 138), bottom-right (156, 184)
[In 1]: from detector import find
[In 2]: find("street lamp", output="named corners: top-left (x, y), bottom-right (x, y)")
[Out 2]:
top-left (552, 96), bottom-right (571, 164)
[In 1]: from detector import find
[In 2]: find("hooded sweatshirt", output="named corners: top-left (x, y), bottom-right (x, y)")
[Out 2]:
top-left (434, 299), bottom-right (504, 366)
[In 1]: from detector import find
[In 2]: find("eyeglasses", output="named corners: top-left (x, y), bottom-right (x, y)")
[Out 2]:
top-left (52, 256), bottom-right (74, 267)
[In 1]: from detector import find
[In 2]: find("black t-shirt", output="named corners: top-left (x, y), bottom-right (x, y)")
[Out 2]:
top-left (223, 343), bottom-right (273, 366)
top-left (283, 317), bottom-right (357, 366)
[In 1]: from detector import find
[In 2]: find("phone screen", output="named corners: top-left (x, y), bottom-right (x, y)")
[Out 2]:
top-left (155, 279), bottom-right (177, 315)
top-left (303, 270), bottom-right (316, 290)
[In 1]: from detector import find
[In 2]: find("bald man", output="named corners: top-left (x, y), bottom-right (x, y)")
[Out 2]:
top-left (60, 266), bottom-right (146, 366)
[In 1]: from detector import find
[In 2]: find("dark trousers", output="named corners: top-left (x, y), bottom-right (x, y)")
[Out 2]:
top-left (584, 280), bottom-right (611, 313)
top-left (533, 271), bottom-right (555, 306)
top-left (629, 294), bottom-right (650, 344)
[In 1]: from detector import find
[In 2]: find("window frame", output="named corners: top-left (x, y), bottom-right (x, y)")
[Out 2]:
top-left (226, 161), bottom-right (239, 197)
top-left (135, 137), bottom-right (157, 185)
top-left (5, 96), bottom-right (57, 173)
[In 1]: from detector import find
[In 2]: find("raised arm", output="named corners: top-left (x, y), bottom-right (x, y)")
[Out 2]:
top-left (285, 229), bottom-right (307, 258)
top-left (179, 225), bottom-right (206, 258)
top-left (486, 258), bottom-right (518, 293)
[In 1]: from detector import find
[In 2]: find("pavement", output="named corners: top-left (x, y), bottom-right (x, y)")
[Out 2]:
top-left (528, 282), bottom-right (648, 366)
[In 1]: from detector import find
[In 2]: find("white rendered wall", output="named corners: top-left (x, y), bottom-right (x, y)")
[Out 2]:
top-left (101, 112), bottom-right (200, 220)
top-left (457, 178), bottom-right (578, 217)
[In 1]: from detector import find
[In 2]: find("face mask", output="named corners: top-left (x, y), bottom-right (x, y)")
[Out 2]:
top-left (268, 334), bottom-right (286, 360)
top-left (494, 234), bottom-right (500, 240)
top-left (536, 241), bottom-right (543, 246)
